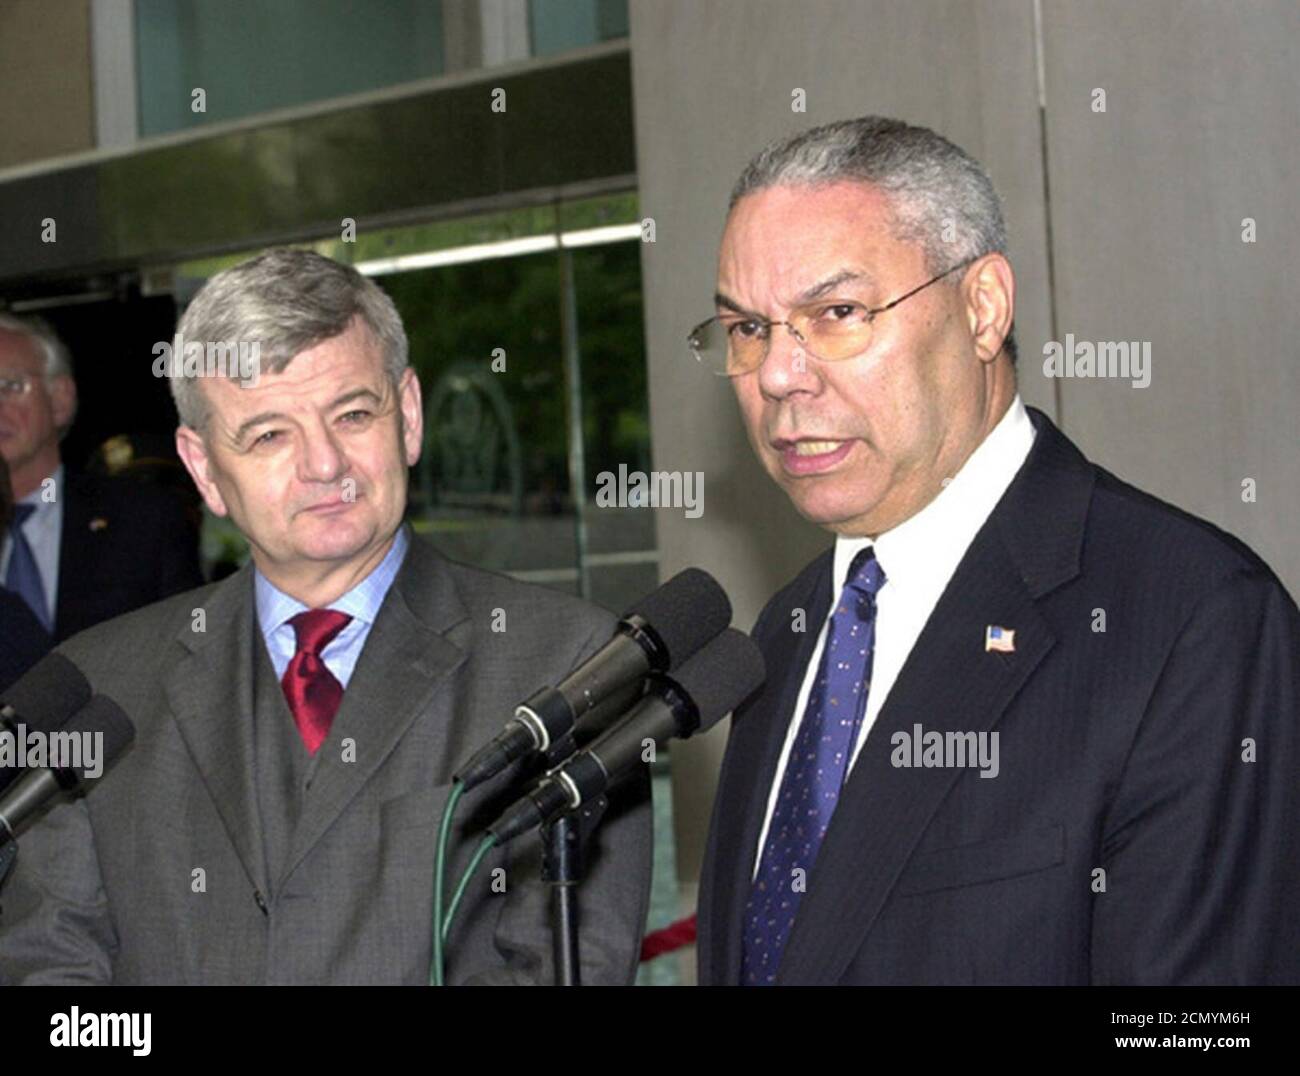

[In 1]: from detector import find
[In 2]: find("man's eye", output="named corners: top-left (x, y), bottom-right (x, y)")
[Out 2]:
top-left (813, 302), bottom-right (865, 323)
top-left (339, 409), bottom-right (372, 424)
top-left (253, 430), bottom-right (282, 447)
top-left (725, 319), bottom-right (766, 340)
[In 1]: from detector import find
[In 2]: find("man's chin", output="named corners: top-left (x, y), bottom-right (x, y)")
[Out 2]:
top-left (292, 517), bottom-right (379, 562)
top-left (787, 491), bottom-right (882, 535)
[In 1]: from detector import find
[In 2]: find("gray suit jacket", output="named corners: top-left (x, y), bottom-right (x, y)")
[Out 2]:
top-left (0, 533), bottom-right (653, 984)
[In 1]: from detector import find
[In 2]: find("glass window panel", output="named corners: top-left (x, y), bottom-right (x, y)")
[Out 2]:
top-left (377, 253), bottom-right (579, 588)
top-left (570, 239), bottom-right (657, 609)
top-left (528, 0), bottom-right (628, 57)
top-left (135, 0), bottom-right (444, 137)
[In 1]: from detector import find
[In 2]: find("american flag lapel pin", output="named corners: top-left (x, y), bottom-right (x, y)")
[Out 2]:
top-left (985, 625), bottom-right (1015, 653)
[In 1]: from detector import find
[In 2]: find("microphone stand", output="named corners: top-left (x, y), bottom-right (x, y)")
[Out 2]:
top-left (540, 794), bottom-right (608, 986)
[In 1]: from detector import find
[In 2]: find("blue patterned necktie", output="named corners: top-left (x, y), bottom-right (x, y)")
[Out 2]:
top-left (741, 546), bottom-right (887, 985)
top-left (5, 503), bottom-right (51, 633)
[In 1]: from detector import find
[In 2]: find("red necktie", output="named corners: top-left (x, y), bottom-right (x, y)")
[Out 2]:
top-left (280, 609), bottom-right (353, 755)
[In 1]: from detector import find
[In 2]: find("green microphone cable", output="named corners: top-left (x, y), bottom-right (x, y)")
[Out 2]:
top-left (442, 834), bottom-right (499, 947)
top-left (430, 780), bottom-right (466, 986)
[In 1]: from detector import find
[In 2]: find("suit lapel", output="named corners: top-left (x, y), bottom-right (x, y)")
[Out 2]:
top-left (278, 537), bottom-right (469, 887)
top-left (164, 565), bottom-right (269, 895)
top-left (774, 406), bottom-right (1096, 984)
top-left (704, 552), bottom-right (833, 985)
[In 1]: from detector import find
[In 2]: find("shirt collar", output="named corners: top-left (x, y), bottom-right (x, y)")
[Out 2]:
top-left (255, 524), bottom-right (410, 637)
top-left (832, 395), bottom-right (1036, 595)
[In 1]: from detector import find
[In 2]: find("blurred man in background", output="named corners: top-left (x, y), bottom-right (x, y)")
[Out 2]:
top-left (0, 313), bottom-right (202, 641)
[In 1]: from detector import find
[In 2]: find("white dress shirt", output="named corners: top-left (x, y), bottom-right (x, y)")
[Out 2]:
top-left (0, 464), bottom-right (64, 621)
top-left (753, 396), bottom-right (1037, 871)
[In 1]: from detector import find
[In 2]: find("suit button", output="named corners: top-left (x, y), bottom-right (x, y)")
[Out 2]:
top-left (254, 889), bottom-right (268, 916)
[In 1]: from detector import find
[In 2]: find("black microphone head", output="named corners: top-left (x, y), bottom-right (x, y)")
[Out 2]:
top-left (664, 627), bottom-right (765, 736)
top-left (60, 695), bottom-right (136, 781)
top-left (1, 652), bottom-right (92, 733)
top-left (623, 568), bottom-right (732, 670)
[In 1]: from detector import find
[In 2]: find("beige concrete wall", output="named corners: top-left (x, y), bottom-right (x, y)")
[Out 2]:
top-left (0, 0), bottom-right (95, 170)
top-left (1039, 0), bottom-right (1299, 594)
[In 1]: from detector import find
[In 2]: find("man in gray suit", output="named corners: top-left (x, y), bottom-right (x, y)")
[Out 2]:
top-left (0, 248), bottom-right (652, 984)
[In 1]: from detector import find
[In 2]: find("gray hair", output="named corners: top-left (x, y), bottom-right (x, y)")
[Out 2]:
top-left (0, 312), bottom-right (79, 432)
top-left (0, 312), bottom-right (75, 380)
top-left (171, 247), bottom-right (409, 430)
top-left (730, 116), bottom-right (1017, 362)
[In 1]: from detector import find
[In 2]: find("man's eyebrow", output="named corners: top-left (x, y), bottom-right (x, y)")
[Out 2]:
top-left (713, 270), bottom-right (872, 317)
top-left (231, 388), bottom-right (384, 444)
top-left (714, 292), bottom-right (758, 317)
top-left (233, 411), bottom-right (285, 444)
top-left (796, 270), bottom-right (870, 303)
top-left (329, 387), bottom-right (383, 411)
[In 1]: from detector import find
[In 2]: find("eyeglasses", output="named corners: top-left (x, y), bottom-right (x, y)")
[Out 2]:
top-left (687, 257), bottom-right (977, 377)
top-left (0, 373), bottom-right (37, 398)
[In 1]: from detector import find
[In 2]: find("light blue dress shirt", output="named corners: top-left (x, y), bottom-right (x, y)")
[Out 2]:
top-left (0, 464), bottom-right (64, 622)
top-left (254, 525), bottom-right (409, 689)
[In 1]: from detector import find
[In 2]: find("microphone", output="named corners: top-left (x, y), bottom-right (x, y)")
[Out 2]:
top-left (455, 568), bottom-right (732, 790)
top-left (488, 627), bottom-right (765, 844)
top-left (1, 652), bottom-right (93, 795)
top-left (0, 695), bottom-right (135, 843)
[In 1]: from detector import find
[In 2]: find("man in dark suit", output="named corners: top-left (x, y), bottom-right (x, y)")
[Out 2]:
top-left (0, 314), bottom-right (202, 642)
top-left (0, 454), bottom-right (50, 691)
top-left (693, 117), bottom-right (1300, 985)
top-left (0, 249), bottom-right (652, 984)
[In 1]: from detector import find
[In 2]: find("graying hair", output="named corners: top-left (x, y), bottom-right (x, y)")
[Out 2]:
top-left (730, 116), bottom-right (1017, 362)
top-left (0, 312), bottom-right (79, 432)
top-left (0, 312), bottom-right (75, 379)
top-left (171, 247), bottom-right (409, 429)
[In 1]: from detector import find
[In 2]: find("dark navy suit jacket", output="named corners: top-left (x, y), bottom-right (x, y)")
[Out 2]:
top-left (52, 472), bottom-right (203, 642)
top-left (699, 406), bottom-right (1300, 985)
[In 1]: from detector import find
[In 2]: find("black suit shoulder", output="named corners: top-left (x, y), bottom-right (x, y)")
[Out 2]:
top-left (1075, 463), bottom-right (1295, 631)
top-left (1089, 465), bottom-right (1283, 584)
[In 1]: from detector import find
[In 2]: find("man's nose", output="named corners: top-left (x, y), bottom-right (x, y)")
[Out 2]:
top-left (756, 321), bottom-right (821, 399)
top-left (298, 421), bottom-right (347, 483)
